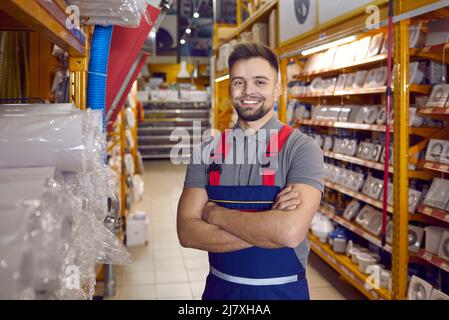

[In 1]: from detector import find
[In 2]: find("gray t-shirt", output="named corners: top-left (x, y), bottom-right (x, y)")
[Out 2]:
top-left (183, 115), bottom-right (324, 268)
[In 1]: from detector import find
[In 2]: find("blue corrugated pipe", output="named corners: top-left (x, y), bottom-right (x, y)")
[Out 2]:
top-left (87, 25), bottom-right (113, 131)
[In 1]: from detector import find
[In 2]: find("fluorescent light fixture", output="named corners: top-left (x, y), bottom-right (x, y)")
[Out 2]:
top-left (215, 74), bottom-right (229, 83)
top-left (186, 28), bottom-right (192, 34)
top-left (180, 39), bottom-right (186, 44)
top-left (193, 12), bottom-right (200, 18)
top-left (301, 35), bottom-right (357, 56)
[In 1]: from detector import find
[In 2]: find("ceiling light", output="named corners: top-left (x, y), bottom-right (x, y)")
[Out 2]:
top-left (193, 12), bottom-right (199, 18)
top-left (180, 39), bottom-right (186, 44)
top-left (301, 35), bottom-right (357, 56)
top-left (186, 28), bottom-right (192, 34)
top-left (215, 74), bottom-right (229, 83)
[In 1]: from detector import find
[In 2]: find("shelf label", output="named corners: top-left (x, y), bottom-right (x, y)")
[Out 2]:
top-left (422, 252), bottom-right (433, 261)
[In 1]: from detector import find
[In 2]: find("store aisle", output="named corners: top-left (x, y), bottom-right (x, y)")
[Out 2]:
top-left (111, 160), bottom-right (365, 300)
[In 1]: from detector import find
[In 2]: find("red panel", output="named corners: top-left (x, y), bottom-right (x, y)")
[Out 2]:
top-left (106, 52), bottom-right (148, 131)
top-left (105, 4), bottom-right (160, 126)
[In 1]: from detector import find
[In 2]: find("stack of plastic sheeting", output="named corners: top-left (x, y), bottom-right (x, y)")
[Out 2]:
top-left (66, 0), bottom-right (153, 27)
top-left (0, 104), bottom-right (109, 220)
top-left (0, 104), bottom-right (131, 299)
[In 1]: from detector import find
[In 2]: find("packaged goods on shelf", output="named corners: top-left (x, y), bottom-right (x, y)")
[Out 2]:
top-left (355, 36), bottom-right (371, 61)
top-left (0, 103), bottom-right (131, 299)
top-left (425, 139), bottom-right (449, 163)
top-left (366, 33), bottom-right (383, 58)
top-left (286, 62), bottom-right (301, 82)
top-left (427, 61), bottom-right (447, 84)
top-left (430, 288), bottom-right (449, 300)
top-left (410, 61), bottom-right (426, 84)
top-left (268, 9), bottom-right (277, 48)
top-left (0, 168), bottom-right (131, 300)
top-left (252, 23), bottom-right (268, 45)
top-left (126, 211), bottom-right (149, 246)
top-left (310, 213), bottom-right (334, 243)
top-left (409, 23), bottom-right (426, 48)
top-left (66, 0), bottom-right (151, 27)
top-left (438, 230), bottom-right (449, 261)
top-left (217, 41), bottom-right (235, 71)
top-left (423, 178), bottom-right (449, 210)
top-left (426, 84), bottom-right (449, 107)
top-left (424, 226), bottom-right (447, 255)
top-left (424, 18), bottom-right (449, 47)
top-left (407, 275), bottom-right (433, 300)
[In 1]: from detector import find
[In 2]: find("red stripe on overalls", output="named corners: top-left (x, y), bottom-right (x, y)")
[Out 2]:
top-left (209, 129), bottom-right (231, 186)
top-left (208, 126), bottom-right (293, 186)
top-left (262, 126), bottom-right (293, 186)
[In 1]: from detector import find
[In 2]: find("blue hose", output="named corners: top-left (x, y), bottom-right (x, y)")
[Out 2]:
top-left (87, 25), bottom-right (113, 131)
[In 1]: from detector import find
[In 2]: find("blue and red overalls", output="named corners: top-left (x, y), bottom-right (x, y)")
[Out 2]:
top-left (202, 125), bottom-right (309, 300)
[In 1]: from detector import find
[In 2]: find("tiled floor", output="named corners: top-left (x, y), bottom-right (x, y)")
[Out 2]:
top-left (110, 160), bottom-right (365, 300)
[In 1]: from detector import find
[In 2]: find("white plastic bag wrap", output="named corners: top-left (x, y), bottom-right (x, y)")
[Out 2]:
top-left (0, 113), bottom-right (86, 172)
top-left (0, 104), bottom-right (131, 299)
top-left (0, 174), bottom-right (131, 300)
top-left (0, 178), bottom-right (75, 299)
top-left (0, 106), bottom-right (108, 220)
top-left (67, 0), bottom-right (151, 27)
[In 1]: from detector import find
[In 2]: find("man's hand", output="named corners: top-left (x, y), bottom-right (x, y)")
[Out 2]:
top-left (202, 201), bottom-right (220, 223)
top-left (272, 185), bottom-right (300, 210)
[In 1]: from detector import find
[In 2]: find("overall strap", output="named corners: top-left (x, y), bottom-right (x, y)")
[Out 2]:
top-left (262, 125), bottom-right (294, 186)
top-left (208, 125), bottom-right (294, 186)
top-left (208, 129), bottom-right (231, 186)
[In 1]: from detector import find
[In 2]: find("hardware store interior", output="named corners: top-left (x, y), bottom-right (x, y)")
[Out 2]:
top-left (1, 0), bottom-right (449, 301)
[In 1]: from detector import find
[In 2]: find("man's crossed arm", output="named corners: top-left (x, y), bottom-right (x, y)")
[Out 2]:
top-left (177, 184), bottom-right (321, 253)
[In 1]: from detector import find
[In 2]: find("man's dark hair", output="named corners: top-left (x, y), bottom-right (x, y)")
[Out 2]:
top-left (228, 42), bottom-right (279, 74)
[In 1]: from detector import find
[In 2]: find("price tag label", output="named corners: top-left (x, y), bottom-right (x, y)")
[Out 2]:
top-left (422, 252), bottom-right (432, 261)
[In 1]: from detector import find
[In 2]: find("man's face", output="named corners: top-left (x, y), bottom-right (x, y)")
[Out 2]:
top-left (229, 57), bottom-right (280, 122)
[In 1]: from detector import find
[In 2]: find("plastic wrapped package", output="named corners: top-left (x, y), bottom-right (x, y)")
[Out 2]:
top-left (66, 0), bottom-right (151, 27)
top-left (0, 183), bottom-right (74, 299)
top-left (0, 175), bottom-right (131, 300)
top-left (0, 103), bottom-right (75, 115)
top-left (0, 113), bottom-right (86, 172)
top-left (0, 105), bottom-right (131, 299)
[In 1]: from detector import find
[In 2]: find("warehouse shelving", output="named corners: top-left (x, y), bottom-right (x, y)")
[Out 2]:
top-left (0, 0), bottom-right (86, 56)
top-left (416, 249), bottom-right (449, 273)
top-left (296, 119), bottom-right (388, 132)
top-left (289, 84), bottom-right (431, 99)
top-left (211, 0), bottom-right (449, 299)
top-left (323, 150), bottom-right (394, 173)
top-left (417, 205), bottom-right (449, 224)
top-left (308, 233), bottom-right (391, 300)
top-left (138, 100), bottom-right (211, 159)
top-left (320, 204), bottom-right (449, 274)
top-left (294, 54), bottom-right (388, 79)
top-left (296, 119), bottom-right (440, 138)
top-left (320, 205), bottom-right (392, 253)
top-left (325, 180), bottom-right (394, 214)
top-left (420, 160), bottom-right (449, 174)
top-left (218, 0), bottom-right (277, 48)
top-left (419, 107), bottom-right (449, 115)
top-left (322, 150), bottom-right (432, 180)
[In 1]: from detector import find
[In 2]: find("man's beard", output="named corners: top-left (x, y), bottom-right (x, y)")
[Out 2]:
top-left (232, 98), bottom-right (271, 122)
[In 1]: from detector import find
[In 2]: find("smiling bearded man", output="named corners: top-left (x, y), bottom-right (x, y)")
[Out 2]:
top-left (177, 42), bottom-right (324, 300)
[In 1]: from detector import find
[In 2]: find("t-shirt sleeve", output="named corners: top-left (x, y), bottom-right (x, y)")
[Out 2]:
top-left (286, 133), bottom-right (324, 193)
top-left (183, 141), bottom-right (208, 189)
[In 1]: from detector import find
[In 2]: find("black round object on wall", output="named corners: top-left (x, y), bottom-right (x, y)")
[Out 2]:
top-left (294, 0), bottom-right (310, 25)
